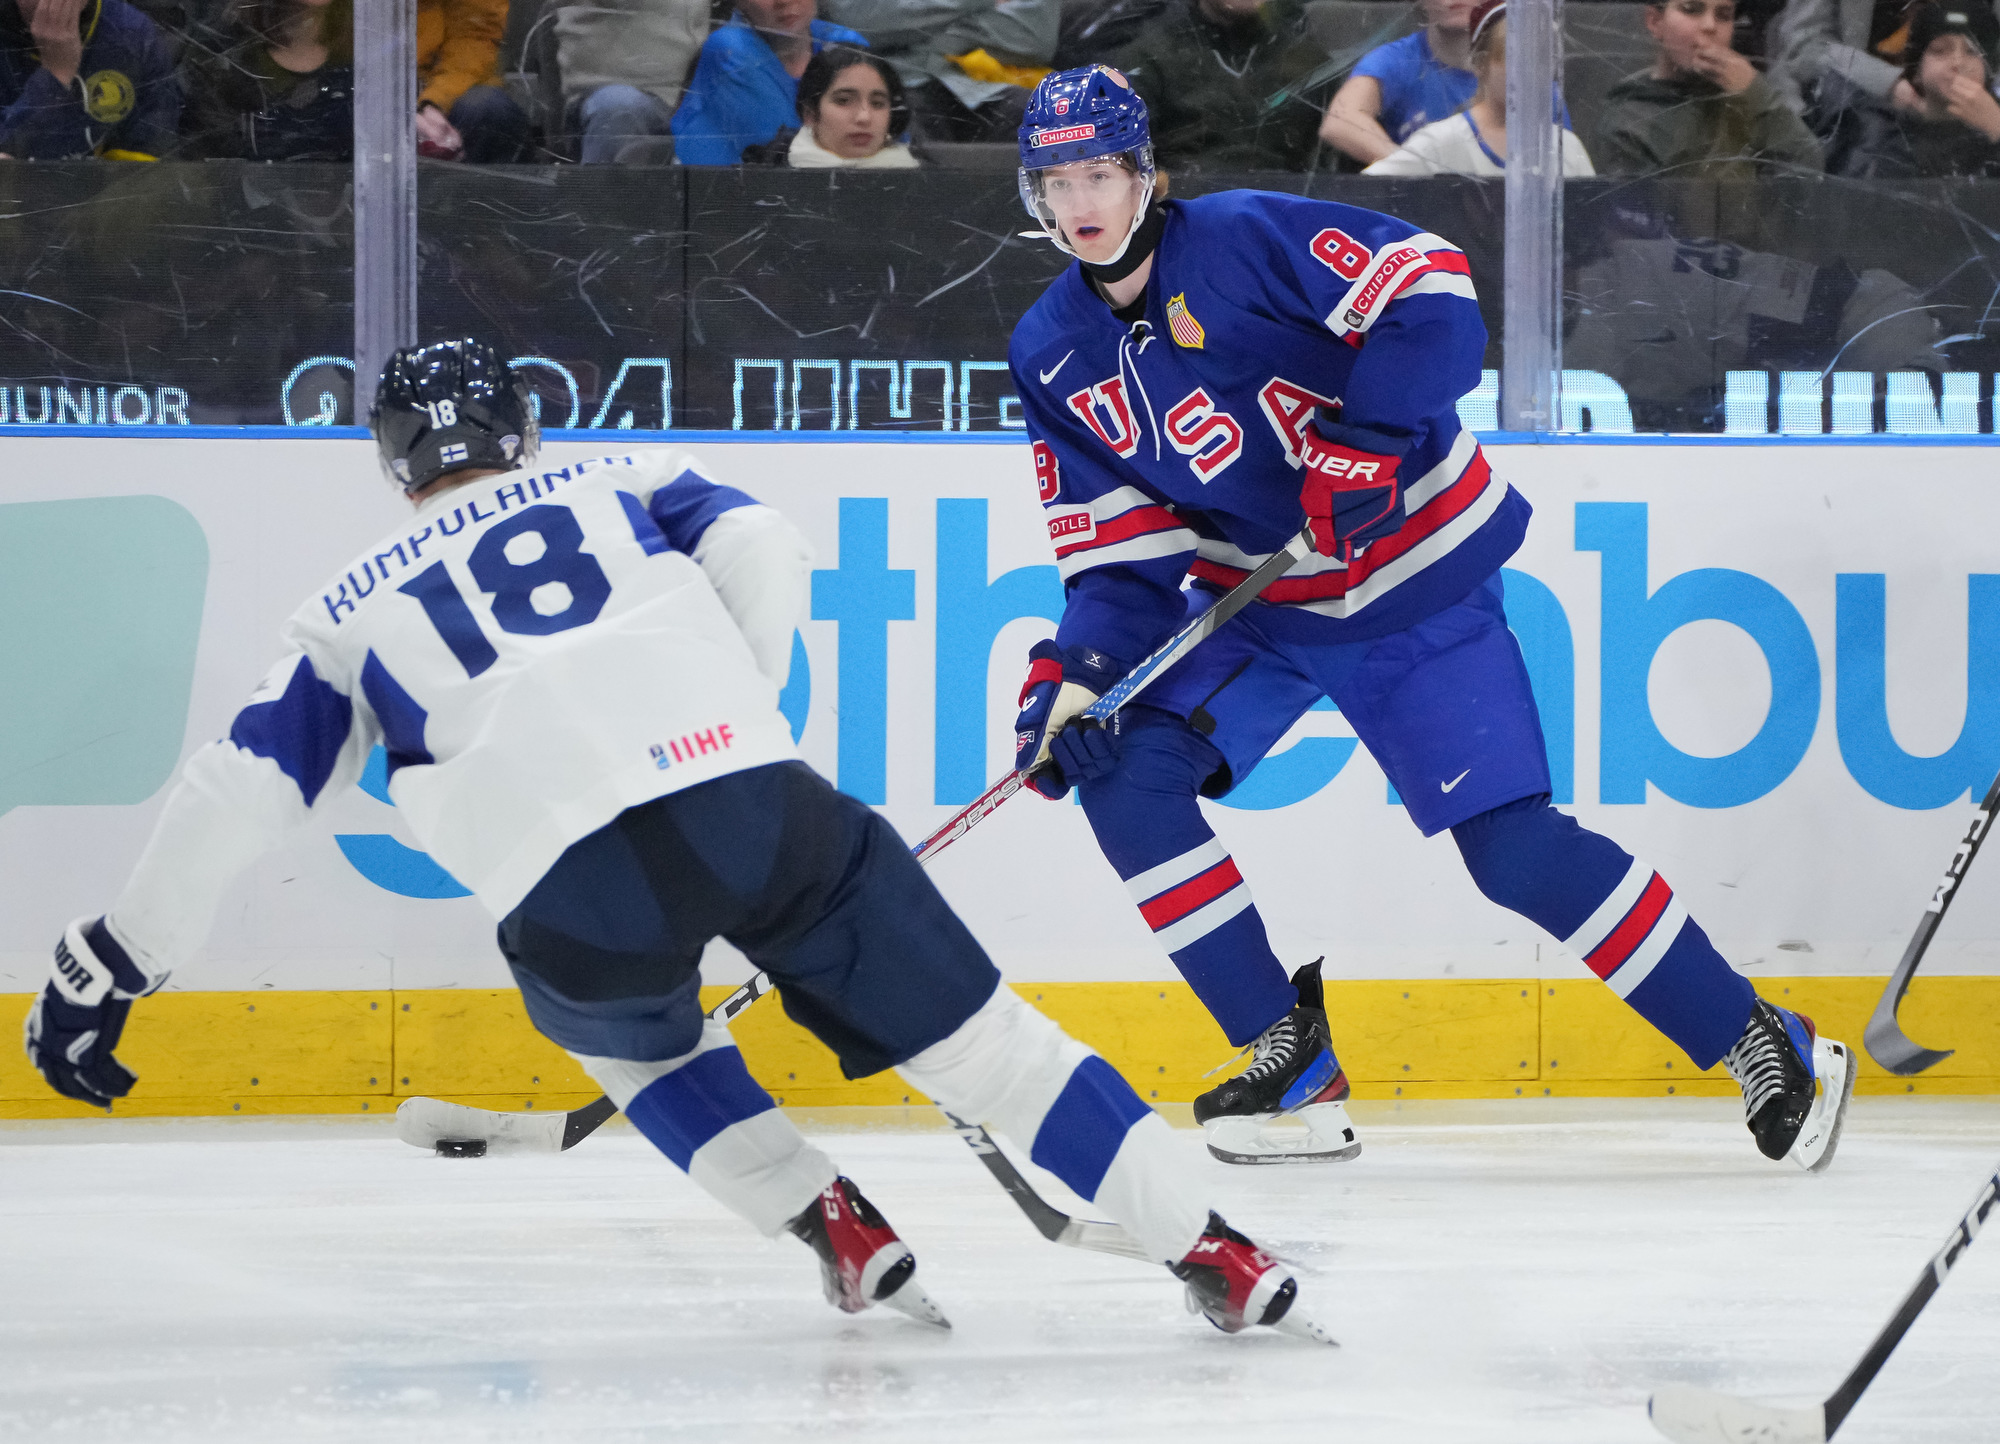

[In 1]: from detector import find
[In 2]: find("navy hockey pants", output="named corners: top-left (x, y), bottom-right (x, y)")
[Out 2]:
top-left (498, 760), bottom-right (1002, 1075)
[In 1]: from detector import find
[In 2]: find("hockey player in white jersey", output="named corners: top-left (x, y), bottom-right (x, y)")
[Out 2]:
top-left (23, 339), bottom-right (1328, 1343)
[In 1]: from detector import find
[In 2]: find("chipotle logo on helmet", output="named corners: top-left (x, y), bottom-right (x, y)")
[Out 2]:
top-left (1031, 124), bottom-right (1097, 147)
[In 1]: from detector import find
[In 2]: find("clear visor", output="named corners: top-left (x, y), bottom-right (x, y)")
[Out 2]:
top-left (1018, 148), bottom-right (1155, 259)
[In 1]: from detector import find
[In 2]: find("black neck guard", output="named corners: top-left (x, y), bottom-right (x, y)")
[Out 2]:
top-left (1081, 203), bottom-right (1166, 286)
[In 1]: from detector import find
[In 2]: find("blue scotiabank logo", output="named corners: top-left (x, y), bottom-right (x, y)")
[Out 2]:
top-left (336, 633), bottom-right (813, 898)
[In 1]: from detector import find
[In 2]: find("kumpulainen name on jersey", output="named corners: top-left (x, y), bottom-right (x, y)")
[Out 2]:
top-left (318, 459), bottom-right (616, 635)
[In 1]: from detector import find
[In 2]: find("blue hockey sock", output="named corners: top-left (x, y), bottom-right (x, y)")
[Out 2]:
top-left (1452, 796), bottom-right (1755, 1068)
top-left (896, 984), bottom-right (1210, 1264)
top-left (1078, 709), bottom-right (1297, 1047)
top-left (585, 1021), bottom-right (837, 1236)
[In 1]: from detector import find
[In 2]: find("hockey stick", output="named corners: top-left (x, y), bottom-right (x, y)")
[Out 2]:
top-left (1862, 767), bottom-right (2000, 1075)
top-left (397, 972), bottom-right (1152, 1260)
top-left (399, 529), bottom-right (1314, 1223)
top-left (942, 1110), bottom-right (1154, 1261)
top-left (1648, 1159), bottom-right (2000, 1443)
top-left (911, 524), bottom-right (1316, 867)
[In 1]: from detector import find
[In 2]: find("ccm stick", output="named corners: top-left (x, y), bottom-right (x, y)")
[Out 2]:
top-left (396, 524), bottom-right (1315, 1251)
top-left (1648, 1160), bottom-right (2000, 1443)
top-left (1863, 766), bottom-right (2000, 1074)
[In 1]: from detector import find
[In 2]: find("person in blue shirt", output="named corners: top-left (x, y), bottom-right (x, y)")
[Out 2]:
top-left (1319, 0), bottom-right (1475, 166)
top-left (673, 0), bottom-right (867, 165)
top-left (0, 0), bottom-right (179, 159)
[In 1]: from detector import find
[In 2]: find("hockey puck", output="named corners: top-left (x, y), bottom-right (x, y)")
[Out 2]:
top-left (435, 1138), bottom-right (488, 1158)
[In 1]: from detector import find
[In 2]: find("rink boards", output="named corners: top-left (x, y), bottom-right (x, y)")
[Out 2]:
top-left (3, 431), bottom-right (1999, 1114)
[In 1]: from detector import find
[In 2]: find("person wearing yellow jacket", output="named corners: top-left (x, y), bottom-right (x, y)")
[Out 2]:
top-left (413, 0), bottom-right (529, 162)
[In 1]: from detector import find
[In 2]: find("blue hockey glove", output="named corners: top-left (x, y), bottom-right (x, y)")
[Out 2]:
top-left (1014, 640), bottom-right (1122, 799)
top-left (1298, 423), bottom-right (1407, 560)
top-left (24, 918), bottom-right (164, 1109)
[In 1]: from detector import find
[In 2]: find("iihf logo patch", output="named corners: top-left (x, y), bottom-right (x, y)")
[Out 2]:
top-left (439, 442), bottom-right (469, 464)
top-left (1166, 293), bottom-right (1205, 350)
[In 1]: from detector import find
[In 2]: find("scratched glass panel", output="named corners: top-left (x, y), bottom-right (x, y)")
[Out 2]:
top-left (417, 167), bottom-right (1502, 436)
top-left (0, 162), bottom-right (352, 426)
top-left (418, 164), bottom-right (689, 433)
top-left (1564, 176), bottom-right (2000, 434)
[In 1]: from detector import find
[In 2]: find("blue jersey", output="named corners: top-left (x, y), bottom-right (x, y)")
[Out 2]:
top-left (1008, 189), bottom-right (1529, 673)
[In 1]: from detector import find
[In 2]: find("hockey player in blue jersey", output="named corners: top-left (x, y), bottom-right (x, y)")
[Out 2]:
top-left (1006, 67), bottom-right (1855, 1170)
top-left (22, 339), bottom-right (1330, 1344)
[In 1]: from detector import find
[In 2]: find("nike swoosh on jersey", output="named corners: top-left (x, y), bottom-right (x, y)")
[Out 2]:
top-left (1039, 350), bottom-right (1075, 385)
top-left (1441, 769), bottom-right (1471, 793)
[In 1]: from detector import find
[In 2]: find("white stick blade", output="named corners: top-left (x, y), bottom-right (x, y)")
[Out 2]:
top-left (1057, 1217), bottom-right (1156, 1262)
top-left (394, 1097), bottom-right (567, 1154)
top-left (1649, 1385), bottom-right (1827, 1444)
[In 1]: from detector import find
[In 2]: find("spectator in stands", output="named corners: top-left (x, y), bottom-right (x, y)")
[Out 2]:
top-left (783, 43), bottom-right (918, 163)
top-left (1111, 0), bottom-right (1331, 171)
top-left (819, 0), bottom-right (1057, 143)
top-left (1366, 1), bottom-right (1595, 174)
top-left (0, 0), bottom-right (179, 158)
top-left (181, 0), bottom-right (352, 160)
top-left (414, 0), bottom-right (530, 162)
top-left (1594, 0), bottom-right (1823, 175)
top-left (560, 0), bottom-right (708, 164)
top-left (1320, 0), bottom-right (1477, 167)
top-left (1767, 0), bottom-right (1938, 119)
top-left (1825, 1), bottom-right (2000, 174)
top-left (674, 0), bottom-right (866, 163)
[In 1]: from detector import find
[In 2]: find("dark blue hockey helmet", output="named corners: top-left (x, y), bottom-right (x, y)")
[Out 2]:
top-left (1017, 67), bottom-right (1157, 263)
top-left (370, 338), bottom-right (539, 495)
top-left (1018, 65), bottom-right (1151, 168)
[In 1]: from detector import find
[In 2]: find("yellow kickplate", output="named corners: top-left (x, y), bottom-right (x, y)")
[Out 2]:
top-left (0, 975), bottom-right (1995, 1117)
top-left (0, 990), bottom-right (390, 1102)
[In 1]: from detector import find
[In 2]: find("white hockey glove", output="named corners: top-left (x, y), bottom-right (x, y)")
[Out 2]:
top-left (24, 917), bottom-right (168, 1109)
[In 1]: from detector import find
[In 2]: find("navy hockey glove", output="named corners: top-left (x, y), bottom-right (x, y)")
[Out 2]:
top-left (1298, 424), bottom-right (1407, 560)
top-left (24, 918), bottom-right (164, 1109)
top-left (1014, 640), bottom-right (1123, 799)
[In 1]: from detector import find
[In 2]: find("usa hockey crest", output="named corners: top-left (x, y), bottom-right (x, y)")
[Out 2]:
top-left (1166, 294), bottom-right (1205, 350)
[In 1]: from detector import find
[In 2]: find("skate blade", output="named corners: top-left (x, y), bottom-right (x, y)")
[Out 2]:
top-left (1203, 1100), bottom-right (1362, 1166)
top-left (1789, 1036), bottom-right (1856, 1174)
top-left (879, 1279), bottom-right (952, 1330)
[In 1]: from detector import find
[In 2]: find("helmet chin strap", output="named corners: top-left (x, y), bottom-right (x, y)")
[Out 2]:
top-left (1079, 198), bottom-right (1165, 284)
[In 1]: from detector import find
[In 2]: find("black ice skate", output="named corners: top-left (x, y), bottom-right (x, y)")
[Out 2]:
top-left (1171, 1211), bottom-right (1335, 1345)
top-left (786, 1177), bottom-right (950, 1327)
top-left (1721, 998), bottom-right (1855, 1172)
top-left (1192, 959), bottom-right (1360, 1165)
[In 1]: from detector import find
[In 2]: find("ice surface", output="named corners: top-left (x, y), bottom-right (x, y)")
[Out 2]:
top-left (3, 1099), bottom-right (1998, 1444)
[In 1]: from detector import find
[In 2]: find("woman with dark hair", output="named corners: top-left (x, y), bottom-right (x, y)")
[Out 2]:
top-left (180, 0), bottom-right (352, 160)
top-left (786, 44), bottom-right (918, 166)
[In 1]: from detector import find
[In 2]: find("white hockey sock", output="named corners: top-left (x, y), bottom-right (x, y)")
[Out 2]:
top-left (573, 1020), bottom-right (837, 1237)
top-left (898, 983), bottom-right (1211, 1264)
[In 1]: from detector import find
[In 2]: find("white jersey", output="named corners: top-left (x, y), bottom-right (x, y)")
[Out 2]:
top-left (105, 449), bottom-right (813, 975)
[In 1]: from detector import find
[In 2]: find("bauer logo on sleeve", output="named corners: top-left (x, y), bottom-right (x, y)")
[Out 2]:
top-left (1166, 294), bottom-right (1205, 350)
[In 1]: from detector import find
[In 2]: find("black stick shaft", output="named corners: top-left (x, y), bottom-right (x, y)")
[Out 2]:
top-left (1865, 767), bottom-right (2000, 1072)
top-left (1823, 1164), bottom-right (2000, 1437)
